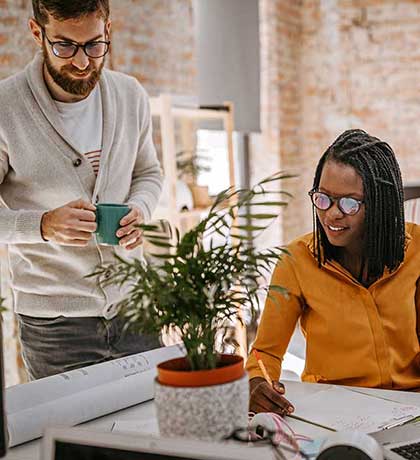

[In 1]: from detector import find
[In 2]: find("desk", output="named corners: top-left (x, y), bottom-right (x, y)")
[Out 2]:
top-left (5, 381), bottom-right (420, 460)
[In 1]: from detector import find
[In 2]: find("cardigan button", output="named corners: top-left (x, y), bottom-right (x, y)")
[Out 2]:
top-left (73, 158), bottom-right (82, 167)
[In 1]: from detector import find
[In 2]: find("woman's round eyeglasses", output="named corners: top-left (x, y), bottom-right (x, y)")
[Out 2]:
top-left (308, 190), bottom-right (364, 216)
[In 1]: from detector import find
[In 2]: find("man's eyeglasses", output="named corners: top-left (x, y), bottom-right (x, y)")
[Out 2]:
top-left (42, 29), bottom-right (110, 59)
top-left (308, 190), bottom-right (364, 216)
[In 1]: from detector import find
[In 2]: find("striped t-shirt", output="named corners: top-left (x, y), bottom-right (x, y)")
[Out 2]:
top-left (83, 149), bottom-right (101, 176)
top-left (54, 85), bottom-right (102, 176)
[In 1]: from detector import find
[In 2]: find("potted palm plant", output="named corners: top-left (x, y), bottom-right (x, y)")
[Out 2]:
top-left (92, 172), bottom-right (292, 441)
top-left (176, 149), bottom-right (212, 208)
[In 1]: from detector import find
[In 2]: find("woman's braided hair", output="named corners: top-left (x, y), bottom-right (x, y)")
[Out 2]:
top-left (312, 129), bottom-right (405, 279)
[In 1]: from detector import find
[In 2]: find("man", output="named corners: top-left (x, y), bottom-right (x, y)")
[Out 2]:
top-left (0, 0), bottom-right (163, 379)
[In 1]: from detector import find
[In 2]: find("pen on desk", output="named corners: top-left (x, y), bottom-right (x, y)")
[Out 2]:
top-left (253, 349), bottom-right (337, 433)
top-left (286, 413), bottom-right (336, 432)
top-left (381, 415), bottom-right (417, 430)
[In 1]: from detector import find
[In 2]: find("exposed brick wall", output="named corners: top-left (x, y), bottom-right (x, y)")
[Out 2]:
top-left (259, 0), bottom-right (304, 246)
top-left (326, 0), bottom-right (420, 184)
top-left (258, 0), bottom-right (420, 244)
top-left (0, 2), bottom-right (36, 79)
top-left (311, 0), bottom-right (420, 235)
top-left (110, 0), bottom-right (196, 97)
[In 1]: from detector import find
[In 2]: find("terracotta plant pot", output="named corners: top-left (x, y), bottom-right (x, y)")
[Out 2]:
top-left (154, 354), bottom-right (249, 441)
top-left (157, 354), bottom-right (244, 387)
top-left (189, 184), bottom-right (212, 208)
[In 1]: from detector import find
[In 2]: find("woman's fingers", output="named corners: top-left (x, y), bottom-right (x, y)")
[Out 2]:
top-left (249, 377), bottom-right (294, 415)
top-left (259, 390), bottom-right (294, 415)
top-left (273, 380), bottom-right (285, 394)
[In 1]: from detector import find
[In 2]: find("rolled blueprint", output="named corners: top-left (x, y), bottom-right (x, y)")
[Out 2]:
top-left (5, 344), bottom-right (184, 447)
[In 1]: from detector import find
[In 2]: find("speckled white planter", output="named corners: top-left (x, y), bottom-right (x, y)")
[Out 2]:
top-left (154, 373), bottom-right (249, 441)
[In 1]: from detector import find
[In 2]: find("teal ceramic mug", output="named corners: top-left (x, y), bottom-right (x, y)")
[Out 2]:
top-left (95, 203), bottom-right (130, 245)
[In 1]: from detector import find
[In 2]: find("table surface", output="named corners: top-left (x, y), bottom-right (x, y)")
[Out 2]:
top-left (5, 380), bottom-right (420, 460)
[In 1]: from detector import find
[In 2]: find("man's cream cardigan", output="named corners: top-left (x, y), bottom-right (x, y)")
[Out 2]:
top-left (0, 53), bottom-right (162, 319)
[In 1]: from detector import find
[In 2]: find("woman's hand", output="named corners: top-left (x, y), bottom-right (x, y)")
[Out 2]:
top-left (249, 376), bottom-right (295, 415)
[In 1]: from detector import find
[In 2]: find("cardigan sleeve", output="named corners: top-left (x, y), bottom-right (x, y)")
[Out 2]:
top-left (126, 83), bottom-right (163, 223)
top-left (0, 144), bottom-right (45, 244)
top-left (246, 252), bottom-right (304, 381)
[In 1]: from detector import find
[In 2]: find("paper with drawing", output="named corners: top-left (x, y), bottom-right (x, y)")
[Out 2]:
top-left (287, 385), bottom-right (420, 433)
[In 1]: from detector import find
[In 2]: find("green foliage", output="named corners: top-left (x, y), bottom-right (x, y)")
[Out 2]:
top-left (91, 172), bottom-right (293, 371)
top-left (176, 149), bottom-right (211, 180)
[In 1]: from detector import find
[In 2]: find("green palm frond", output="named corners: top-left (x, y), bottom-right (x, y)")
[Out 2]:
top-left (91, 171), bottom-right (295, 370)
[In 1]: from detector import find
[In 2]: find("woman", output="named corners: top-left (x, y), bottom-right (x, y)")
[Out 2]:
top-left (247, 129), bottom-right (420, 415)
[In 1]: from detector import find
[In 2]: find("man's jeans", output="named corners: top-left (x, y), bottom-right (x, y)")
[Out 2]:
top-left (17, 314), bottom-right (161, 380)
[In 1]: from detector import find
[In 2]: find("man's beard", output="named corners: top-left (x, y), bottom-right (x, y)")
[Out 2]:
top-left (43, 43), bottom-right (104, 97)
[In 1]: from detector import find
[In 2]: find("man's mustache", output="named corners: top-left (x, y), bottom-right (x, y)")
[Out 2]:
top-left (63, 66), bottom-right (95, 76)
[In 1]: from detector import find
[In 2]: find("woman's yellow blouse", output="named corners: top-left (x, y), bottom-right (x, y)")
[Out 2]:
top-left (246, 223), bottom-right (420, 389)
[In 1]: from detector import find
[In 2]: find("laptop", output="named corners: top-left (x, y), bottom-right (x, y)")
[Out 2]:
top-left (42, 427), bottom-right (273, 460)
top-left (372, 424), bottom-right (420, 459)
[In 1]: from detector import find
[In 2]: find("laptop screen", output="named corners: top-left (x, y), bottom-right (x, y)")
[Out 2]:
top-left (54, 441), bottom-right (199, 460)
top-left (46, 428), bottom-right (262, 460)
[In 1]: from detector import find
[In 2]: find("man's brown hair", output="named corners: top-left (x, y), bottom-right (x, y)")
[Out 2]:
top-left (32, 0), bottom-right (110, 26)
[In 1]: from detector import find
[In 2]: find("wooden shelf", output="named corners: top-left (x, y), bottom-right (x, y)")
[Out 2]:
top-left (150, 98), bottom-right (230, 122)
top-left (171, 107), bottom-right (229, 122)
top-left (149, 94), bottom-right (235, 231)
